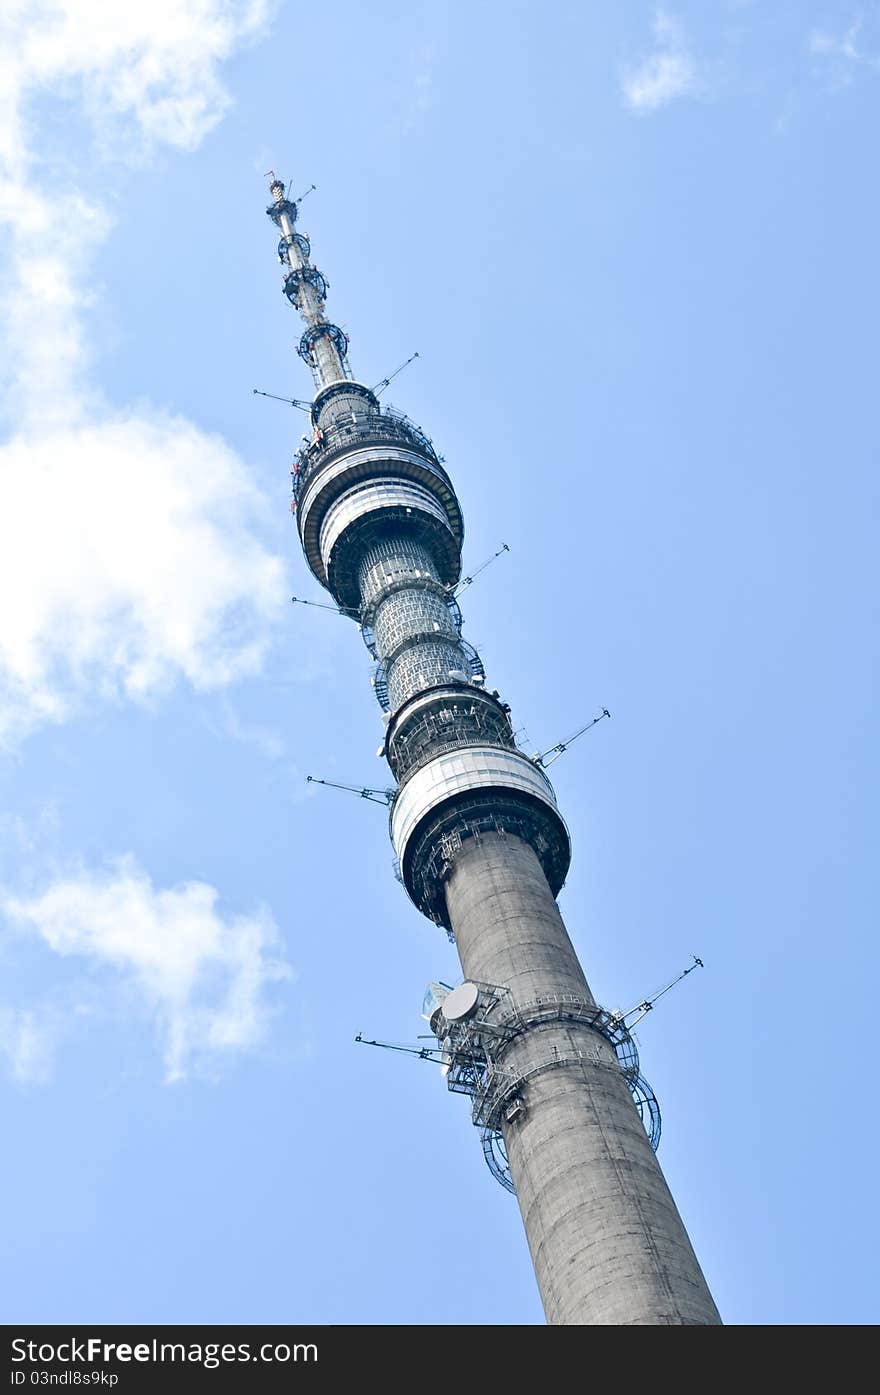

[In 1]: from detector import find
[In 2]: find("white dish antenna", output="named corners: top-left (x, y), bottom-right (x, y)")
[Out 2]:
top-left (441, 981), bottom-right (480, 1022)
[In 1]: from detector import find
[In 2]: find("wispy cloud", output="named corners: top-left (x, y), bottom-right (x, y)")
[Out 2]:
top-left (0, 1), bottom-right (283, 743)
top-left (219, 698), bottom-right (286, 761)
top-left (809, 17), bottom-right (880, 80)
top-left (809, 23), bottom-right (862, 63)
top-left (621, 10), bottom-right (699, 114)
top-left (399, 41), bottom-right (436, 134)
top-left (0, 1004), bottom-right (64, 1083)
top-left (3, 857), bottom-right (291, 1083)
top-left (413, 43), bottom-right (435, 115)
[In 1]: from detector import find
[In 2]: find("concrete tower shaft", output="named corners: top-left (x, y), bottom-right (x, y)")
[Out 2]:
top-left (267, 176), bottom-right (720, 1325)
top-left (445, 834), bottom-right (720, 1325)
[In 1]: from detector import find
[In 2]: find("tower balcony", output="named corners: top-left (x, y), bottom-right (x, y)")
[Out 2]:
top-left (295, 428), bottom-right (463, 608)
top-left (292, 402), bottom-right (444, 508)
top-left (383, 685), bottom-right (517, 783)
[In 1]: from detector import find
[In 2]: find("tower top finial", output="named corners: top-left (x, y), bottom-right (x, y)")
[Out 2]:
top-left (265, 171), bottom-right (285, 203)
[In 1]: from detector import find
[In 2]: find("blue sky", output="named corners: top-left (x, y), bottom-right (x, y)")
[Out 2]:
top-left (0, 1), bottom-right (877, 1325)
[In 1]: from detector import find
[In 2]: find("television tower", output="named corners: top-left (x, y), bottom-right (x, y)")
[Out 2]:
top-left (265, 175), bottom-right (721, 1325)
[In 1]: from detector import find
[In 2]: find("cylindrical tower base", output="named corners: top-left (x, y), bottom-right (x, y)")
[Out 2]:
top-left (443, 832), bottom-right (721, 1326)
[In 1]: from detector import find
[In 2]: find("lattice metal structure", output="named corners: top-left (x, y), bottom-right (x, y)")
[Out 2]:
top-left (426, 981), bottom-right (661, 1194)
top-left (263, 174), bottom-right (720, 1326)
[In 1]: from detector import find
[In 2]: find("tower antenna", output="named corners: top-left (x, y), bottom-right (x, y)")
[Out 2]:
top-left (452, 543), bottom-right (510, 596)
top-left (372, 352), bottom-right (419, 396)
top-left (533, 708), bottom-right (611, 768)
top-left (306, 776), bottom-right (394, 806)
top-left (612, 956), bottom-right (705, 1030)
top-left (253, 388), bottom-right (312, 411)
top-left (291, 595), bottom-right (358, 617)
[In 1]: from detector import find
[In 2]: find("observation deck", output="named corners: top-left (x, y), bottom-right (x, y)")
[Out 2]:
top-left (293, 402), bottom-right (463, 608)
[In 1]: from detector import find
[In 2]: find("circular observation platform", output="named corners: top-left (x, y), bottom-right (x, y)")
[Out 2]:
top-left (296, 436), bottom-right (463, 611)
top-left (390, 745), bottom-right (571, 927)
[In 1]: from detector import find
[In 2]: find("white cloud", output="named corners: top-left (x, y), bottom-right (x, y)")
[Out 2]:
top-left (0, 414), bottom-right (284, 741)
top-left (809, 18), bottom-right (880, 78)
top-left (411, 43), bottom-right (435, 117)
top-left (0, 2), bottom-right (270, 172)
top-left (621, 11), bottom-right (698, 114)
top-left (395, 40), bottom-right (437, 136)
top-left (3, 857), bottom-right (291, 1082)
top-left (218, 698), bottom-right (286, 761)
top-left (0, 1004), bottom-right (62, 1082)
top-left (0, 1), bottom-right (282, 741)
top-left (809, 24), bottom-right (861, 63)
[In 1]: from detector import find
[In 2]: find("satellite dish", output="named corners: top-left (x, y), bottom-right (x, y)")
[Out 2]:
top-left (442, 981), bottom-right (480, 1022)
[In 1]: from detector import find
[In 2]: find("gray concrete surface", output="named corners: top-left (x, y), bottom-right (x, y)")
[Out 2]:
top-left (444, 832), bottom-right (721, 1326)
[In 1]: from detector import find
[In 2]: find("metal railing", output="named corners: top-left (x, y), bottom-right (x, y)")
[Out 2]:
top-left (440, 995), bottom-right (662, 1151)
top-left (291, 406), bottom-right (442, 504)
top-left (391, 730), bottom-right (519, 787)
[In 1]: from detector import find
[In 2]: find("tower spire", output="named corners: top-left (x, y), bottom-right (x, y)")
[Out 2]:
top-left (263, 173), bottom-right (721, 1327)
top-left (267, 175), bottom-right (350, 390)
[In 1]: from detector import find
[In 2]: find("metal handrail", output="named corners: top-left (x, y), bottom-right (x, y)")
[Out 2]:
top-left (391, 731), bottom-right (520, 789)
top-left (291, 407), bottom-right (441, 503)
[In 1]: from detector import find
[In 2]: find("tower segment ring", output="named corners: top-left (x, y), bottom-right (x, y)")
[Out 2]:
top-left (309, 380), bottom-right (380, 429)
top-left (297, 445), bottom-right (459, 529)
top-left (383, 684), bottom-right (512, 757)
top-left (390, 746), bottom-right (571, 925)
top-left (320, 481), bottom-right (460, 610)
top-left (358, 573), bottom-right (452, 630)
top-left (383, 684), bottom-right (515, 777)
top-left (375, 625), bottom-right (462, 674)
top-left (298, 449), bottom-right (463, 588)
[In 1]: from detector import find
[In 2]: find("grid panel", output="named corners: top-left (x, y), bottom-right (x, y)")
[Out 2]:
top-left (386, 639), bottom-right (469, 713)
top-left (358, 535), bottom-right (440, 611)
top-left (373, 587), bottom-right (458, 660)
